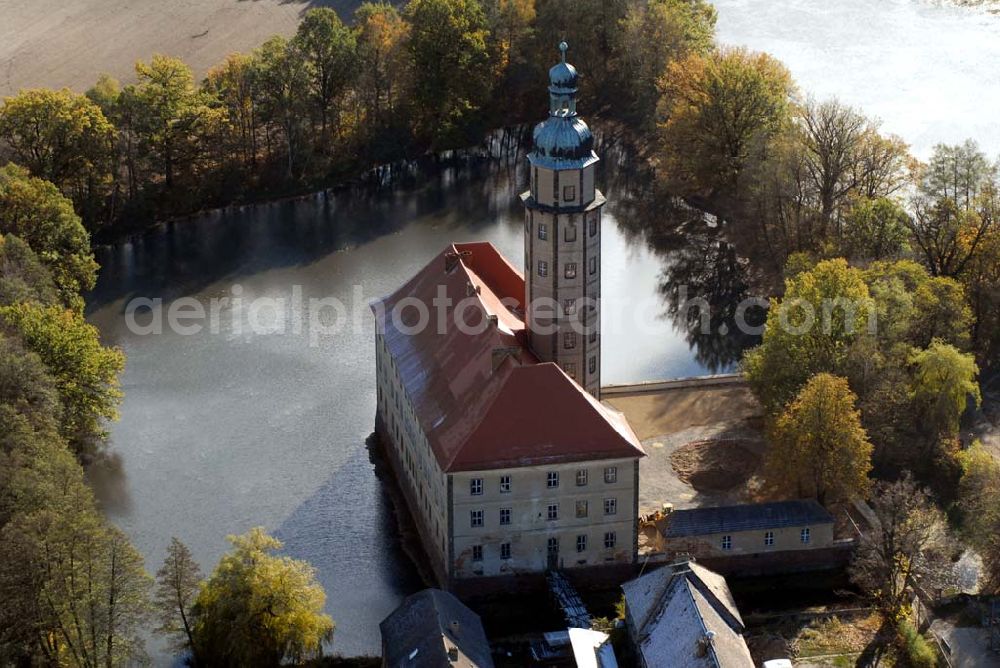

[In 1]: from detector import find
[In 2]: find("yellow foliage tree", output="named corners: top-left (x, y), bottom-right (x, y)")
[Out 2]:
top-left (765, 373), bottom-right (873, 504)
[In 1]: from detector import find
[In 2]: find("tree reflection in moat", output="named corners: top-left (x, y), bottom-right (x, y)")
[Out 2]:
top-left (612, 179), bottom-right (769, 374)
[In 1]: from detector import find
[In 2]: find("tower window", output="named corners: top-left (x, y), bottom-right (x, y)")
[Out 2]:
top-left (563, 185), bottom-right (576, 201)
top-left (589, 257), bottom-right (597, 275)
top-left (565, 362), bottom-right (576, 379)
top-left (563, 299), bottom-right (577, 315)
top-left (564, 332), bottom-right (576, 349)
top-left (537, 260), bottom-right (548, 277)
top-left (565, 223), bottom-right (577, 242)
top-left (538, 223), bottom-right (548, 240)
top-left (589, 216), bottom-right (598, 236)
top-left (564, 263), bottom-right (577, 279)
top-left (589, 356), bottom-right (597, 374)
top-left (589, 329), bottom-right (597, 344)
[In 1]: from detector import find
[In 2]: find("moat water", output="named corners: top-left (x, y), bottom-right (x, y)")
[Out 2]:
top-left (84, 0), bottom-right (1000, 660)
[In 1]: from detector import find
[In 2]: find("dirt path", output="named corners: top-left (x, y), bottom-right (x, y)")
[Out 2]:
top-left (0, 0), bottom-right (357, 95)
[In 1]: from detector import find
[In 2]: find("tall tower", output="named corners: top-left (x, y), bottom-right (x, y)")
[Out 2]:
top-left (522, 42), bottom-right (605, 399)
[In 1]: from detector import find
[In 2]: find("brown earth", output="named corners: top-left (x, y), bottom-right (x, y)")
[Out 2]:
top-left (670, 438), bottom-right (761, 493)
top-left (0, 0), bottom-right (360, 96)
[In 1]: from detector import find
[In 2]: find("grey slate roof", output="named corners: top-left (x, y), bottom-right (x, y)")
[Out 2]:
top-left (664, 500), bottom-right (833, 538)
top-left (621, 561), bottom-right (753, 668)
top-left (380, 589), bottom-right (494, 668)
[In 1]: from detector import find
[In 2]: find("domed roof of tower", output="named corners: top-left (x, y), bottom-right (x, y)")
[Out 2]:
top-left (530, 42), bottom-right (599, 169)
top-left (548, 41), bottom-right (578, 93)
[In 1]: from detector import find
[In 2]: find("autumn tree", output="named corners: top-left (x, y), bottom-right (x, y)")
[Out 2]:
top-left (908, 340), bottom-right (980, 446)
top-left (0, 164), bottom-right (98, 308)
top-left (253, 36), bottom-right (311, 178)
top-left (850, 477), bottom-right (955, 622)
top-left (294, 8), bottom-right (358, 139)
top-left (404, 0), bottom-right (493, 149)
top-left (843, 197), bottom-right (910, 261)
top-left (765, 373), bottom-right (873, 504)
top-left (614, 0), bottom-right (716, 124)
top-left (154, 537), bottom-right (203, 661)
top-left (203, 54), bottom-right (259, 172)
top-left (191, 528), bottom-right (334, 667)
top-left (354, 2), bottom-right (410, 129)
top-left (0, 89), bottom-right (116, 227)
top-left (0, 302), bottom-right (124, 455)
top-left (657, 47), bottom-right (794, 200)
top-left (744, 258), bottom-right (874, 414)
top-left (0, 234), bottom-right (59, 307)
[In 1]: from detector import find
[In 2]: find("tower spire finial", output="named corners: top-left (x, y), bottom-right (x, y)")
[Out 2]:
top-left (559, 41), bottom-right (568, 63)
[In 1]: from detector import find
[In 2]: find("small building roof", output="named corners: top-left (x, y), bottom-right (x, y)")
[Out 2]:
top-left (664, 500), bottom-right (834, 539)
top-left (380, 589), bottom-right (494, 668)
top-left (568, 627), bottom-right (618, 668)
top-left (621, 561), bottom-right (753, 668)
top-left (372, 242), bottom-right (644, 473)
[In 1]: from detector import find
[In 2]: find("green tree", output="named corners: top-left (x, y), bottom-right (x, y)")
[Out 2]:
top-left (744, 258), bottom-right (874, 414)
top-left (658, 46), bottom-right (794, 199)
top-left (191, 527), bottom-right (334, 667)
top-left (844, 197), bottom-right (910, 261)
top-left (203, 54), bottom-right (259, 172)
top-left (355, 2), bottom-right (410, 128)
top-left (294, 8), bottom-right (358, 139)
top-left (0, 89), bottom-right (116, 227)
top-left (253, 36), bottom-right (311, 178)
top-left (0, 234), bottom-right (59, 307)
top-left (908, 340), bottom-right (980, 443)
top-left (0, 302), bottom-right (124, 455)
top-left (154, 537), bottom-right (202, 661)
top-left (0, 164), bottom-right (97, 307)
top-left (404, 0), bottom-right (493, 149)
top-left (614, 0), bottom-right (716, 124)
top-left (765, 373), bottom-right (873, 504)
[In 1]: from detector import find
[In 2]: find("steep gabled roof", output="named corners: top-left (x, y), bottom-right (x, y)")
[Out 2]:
top-left (664, 500), bottom-right (834, 538)
top-left (380, 589), bottom-right (494, 668)
top-left (621, 561), bottom-right (753, 668)
top-left (372, 242), bottom-right (644, 473)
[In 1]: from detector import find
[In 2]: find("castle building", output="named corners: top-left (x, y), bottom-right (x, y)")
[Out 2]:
top-left (372, 46), bottom-right (643, 588)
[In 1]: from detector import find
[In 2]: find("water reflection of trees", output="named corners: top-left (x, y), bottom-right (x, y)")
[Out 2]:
top-left (613, 180), bottom-right (769, 373)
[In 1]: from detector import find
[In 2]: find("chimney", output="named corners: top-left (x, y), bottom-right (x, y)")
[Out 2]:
top-left (450, 620), bottom-right (460, 637)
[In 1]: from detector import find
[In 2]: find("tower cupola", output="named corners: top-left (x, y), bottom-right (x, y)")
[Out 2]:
top-left (531, 43), bottom-right (597, 167)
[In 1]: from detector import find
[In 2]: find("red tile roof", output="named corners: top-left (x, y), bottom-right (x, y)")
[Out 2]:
top-left (373, 241), bottom-right (644, 473)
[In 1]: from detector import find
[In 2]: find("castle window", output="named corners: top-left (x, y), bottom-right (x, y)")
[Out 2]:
top-left (721, 535), bottom-right (732, 550)
top-left (499, 475), bottom-right (511, 493)
top-left (500, 542), bottom-right (511, 560)
top-left (538, 223), bottom-right (548, 240)
top-left (564, 263), bottom-right (577, 279)
top-left (801, 528), bottom-right (811, 544)
top-left (589, 356), bottom-right (597, 374)
top-left (589, 329), bottom-right (597, 344)
top-left (472, 545), bottom-right (483, 561)
top-left (565, 362), bottom-right (576, 379)
top-left (576, 469), bottom-right (588, 486)
top-left (589, 256), bottom-right (597, 275)
top-left (565, 223), bottom-right (577, 242)
top-left (576, 535), bottom-right (587, 553)
top-left (764, 531), bottom-right (774, 546)
top-left (500, 507), bottom-right (511, 526)
top-left (563, 299), bottom-right (577, 315)
top-left (537, 260), bottom-right (548, 277)
top-left (589, 215), bottom-right (598, 237)
top-left (604, 532), bottom-right (616, 549)
top-left (576, 500), bottom-right (588, 518)
top-left (547, 503), bottom-right (559, 521)
top-left (547, 471), bottom-right (559, 488)
top-left (563, 185), bottom-right (576, 201)
top-left (470, 510), bottom-right (483, 528)
top-left (470, 478), bottom-right (483, 496)
top-left (604, 466), bottom-right (617, 484)
top-left (604, 498), bottom-right (617, 515)
top-left (564, 332), bottom-right (576, 349)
